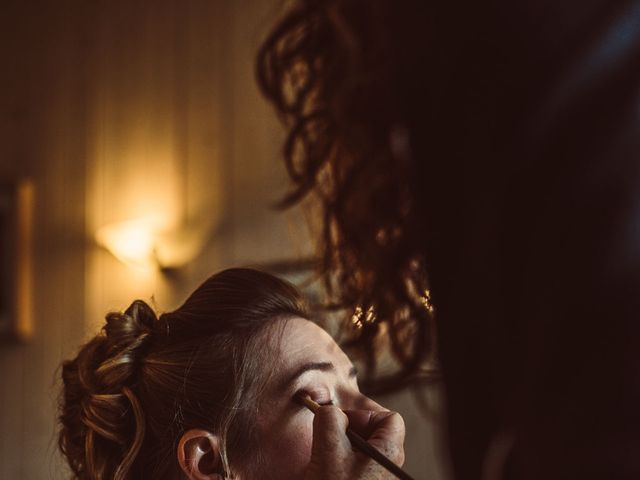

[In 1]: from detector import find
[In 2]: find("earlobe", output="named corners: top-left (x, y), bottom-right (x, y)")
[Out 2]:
top-left (177, 429), bottom-right (225, 480)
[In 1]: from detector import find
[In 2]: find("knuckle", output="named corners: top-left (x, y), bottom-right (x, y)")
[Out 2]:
top-left (388, 411), bottom-right (405, 431)
top-left (381, 438), bottom-right (405, 466)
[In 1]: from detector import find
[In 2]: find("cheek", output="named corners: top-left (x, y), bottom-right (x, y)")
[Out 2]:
top-left (259, 416), bottom-right (314, 480)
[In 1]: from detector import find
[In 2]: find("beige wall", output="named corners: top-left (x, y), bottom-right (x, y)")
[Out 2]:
top-left (0, 3), bottom-right (88, 478)
top-left (0, 1), bottom-right (445, 478)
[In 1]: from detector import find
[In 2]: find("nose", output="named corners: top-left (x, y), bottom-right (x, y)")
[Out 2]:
top-left (339, 390), bottom-right (386, 412)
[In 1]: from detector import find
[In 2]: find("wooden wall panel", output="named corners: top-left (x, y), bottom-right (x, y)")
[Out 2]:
top-left (0, 2), bottom-right (87, 477)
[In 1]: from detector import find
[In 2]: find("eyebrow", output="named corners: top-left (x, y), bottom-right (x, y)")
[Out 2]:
top-left (281, 361), bottom-right (358, 390)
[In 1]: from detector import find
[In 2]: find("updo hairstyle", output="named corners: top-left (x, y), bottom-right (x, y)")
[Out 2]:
top-left (58, 268), bottom-right (306, 479)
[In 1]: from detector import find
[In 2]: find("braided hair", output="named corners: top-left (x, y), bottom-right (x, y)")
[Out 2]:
top-left (58, 268), bottom-right (306, 479)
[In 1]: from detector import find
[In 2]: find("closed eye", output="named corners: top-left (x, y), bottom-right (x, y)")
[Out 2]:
top-left (293, 389), bottom-right (334, 408)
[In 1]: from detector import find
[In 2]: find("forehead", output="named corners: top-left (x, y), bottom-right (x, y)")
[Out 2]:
top-left (275, 317), bottom-right (352, 370)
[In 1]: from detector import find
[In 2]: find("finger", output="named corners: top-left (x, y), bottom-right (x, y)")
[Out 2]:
top-left (343, 409), bottom-right (406, 466)
top-left (305, 406), bottom-right (356, 479)
top-left (341, 394), bottom-right (388, 436)
top-left (312, 406), bottom-right (351, 458)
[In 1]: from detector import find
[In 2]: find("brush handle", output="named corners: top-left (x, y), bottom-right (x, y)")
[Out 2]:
top-left (345, 428), bottom-right (416, 480)
top-left (297, 395), bottom-right (416, 480)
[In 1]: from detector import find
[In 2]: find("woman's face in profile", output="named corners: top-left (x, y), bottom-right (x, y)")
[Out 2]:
top-left (252, 317), bottom-right (382, 479)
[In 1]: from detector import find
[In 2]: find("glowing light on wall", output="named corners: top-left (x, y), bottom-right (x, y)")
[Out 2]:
top-left (95, 216), bottom-right (208, 270)
top-left (95, 218), bottom-right (159, 269)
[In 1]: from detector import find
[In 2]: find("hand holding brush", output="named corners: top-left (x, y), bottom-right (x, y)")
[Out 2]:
top-left (297, 394), bottom-right (415, 480)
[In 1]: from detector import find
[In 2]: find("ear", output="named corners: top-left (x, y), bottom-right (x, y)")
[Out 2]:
top-left (177, 429), bottom-right (225, 480)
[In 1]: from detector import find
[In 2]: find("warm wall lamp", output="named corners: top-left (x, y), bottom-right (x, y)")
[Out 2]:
top-left (95, 217), bottom-right (204, 271)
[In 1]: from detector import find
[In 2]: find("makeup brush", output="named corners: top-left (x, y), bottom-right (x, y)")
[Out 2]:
top-left (296, 394), bottom-right (416, 480)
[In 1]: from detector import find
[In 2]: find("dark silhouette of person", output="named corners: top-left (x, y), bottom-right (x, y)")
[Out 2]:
top-left (257, 1), bottom-right (640, 479)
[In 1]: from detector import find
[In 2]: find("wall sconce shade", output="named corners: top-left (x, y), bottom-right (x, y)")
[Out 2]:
top-left (95, 216), bottom-right (207, 271)
top-left (96, 218), bottom-right (160, 269)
